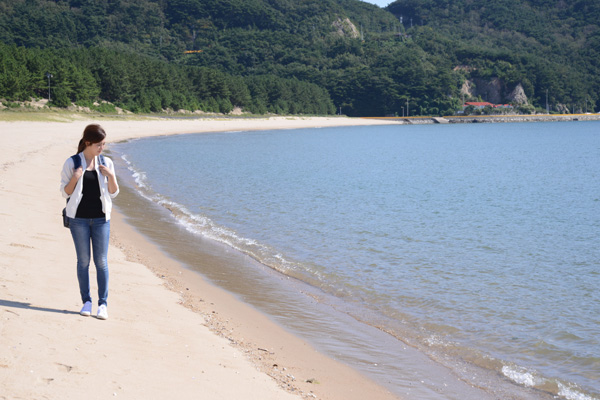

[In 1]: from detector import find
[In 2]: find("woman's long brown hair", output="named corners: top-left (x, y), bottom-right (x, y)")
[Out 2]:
top-left (77, 124), bottom-right (106, 153)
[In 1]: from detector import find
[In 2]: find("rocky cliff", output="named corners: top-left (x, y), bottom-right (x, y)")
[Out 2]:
top-left (461, 78), bottom-right (528, 105)
top-left (332, 17), bottom-right (360, 39)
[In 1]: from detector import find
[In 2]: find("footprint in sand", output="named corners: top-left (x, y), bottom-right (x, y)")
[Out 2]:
top-left (55, 363), bottom-right (74, 373)
top-left (9, 243), bottom-right (35, 249)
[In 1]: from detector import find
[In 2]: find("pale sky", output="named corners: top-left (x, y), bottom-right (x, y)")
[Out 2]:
top-left (361, 0), bottom-right (392, 8)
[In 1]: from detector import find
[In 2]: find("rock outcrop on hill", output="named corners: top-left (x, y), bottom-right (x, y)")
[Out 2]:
top-left (461, 78), bottom-right (528, 105)
top-left (507, 84), bottom-right (528, 104)
top-left (332, 18), bottom-right (360, 39)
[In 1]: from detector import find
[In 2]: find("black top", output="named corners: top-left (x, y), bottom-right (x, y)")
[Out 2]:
top-left (75, 170), bottom-right (105, 218)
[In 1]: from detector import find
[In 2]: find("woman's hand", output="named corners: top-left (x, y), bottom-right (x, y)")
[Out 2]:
top-left (98, 165), bottom-right (113, 178)
top-left (73, 166), bottom-right (84, 180)
top-left (64, 166), bottom-right (83, 196)
top-left (99, 164), bottom-right (119, 194)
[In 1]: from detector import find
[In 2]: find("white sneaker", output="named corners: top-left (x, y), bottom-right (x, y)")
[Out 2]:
top-left (80, 301), bottom-right (92, 316)
top-left (97, 304), bottom-right (108, 320)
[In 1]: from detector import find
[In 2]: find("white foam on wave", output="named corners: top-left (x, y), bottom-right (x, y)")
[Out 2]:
top-left (502, 365), bottom-right (598, 400)
top-left (155, 197), bottom-right (303, 276)
top-left (501, 365), bottom-right (539, 387)
top-left (425, 334), bottom-right (451, 348)
top-left (558, 382), bottom-right (597, 400)
top-left (120, 154), bottom-right (149, 189)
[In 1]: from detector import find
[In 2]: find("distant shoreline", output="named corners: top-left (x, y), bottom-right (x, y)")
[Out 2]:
top-left (2, 109), bottom-right (599, 126)
top-left (364, 113), bottom-right (600, 124)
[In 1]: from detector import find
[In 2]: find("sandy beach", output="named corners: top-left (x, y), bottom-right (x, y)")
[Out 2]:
top-left (0, 115), bottom-right (401, 400)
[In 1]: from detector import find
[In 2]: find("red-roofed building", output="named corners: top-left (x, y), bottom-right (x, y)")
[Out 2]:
top-left (464, 101), bottom-right (494, 109)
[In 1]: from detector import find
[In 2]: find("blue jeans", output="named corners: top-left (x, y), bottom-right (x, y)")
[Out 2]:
top-left (69, 217), bottom-right (110, 306)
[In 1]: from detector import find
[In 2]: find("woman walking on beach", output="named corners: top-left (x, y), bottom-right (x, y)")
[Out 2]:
top-left (60, 124), bottom-right (119, 320)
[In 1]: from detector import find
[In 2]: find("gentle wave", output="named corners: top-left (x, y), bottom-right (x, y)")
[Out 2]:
top-left (500, 365), bottom-right (599, 400)
top-left (120, 153), bottom-right (327, 286)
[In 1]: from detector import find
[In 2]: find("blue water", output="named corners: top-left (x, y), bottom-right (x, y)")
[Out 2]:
top-left (113, 121), bottom-right (600, 400)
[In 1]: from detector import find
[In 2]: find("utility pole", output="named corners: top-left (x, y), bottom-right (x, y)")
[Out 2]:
top-left (546, 89), bottom-right (549, 114)
top-left (406, 98), bottom-right (409, 117)
top-left (46, 73), bottom-right (53, 102)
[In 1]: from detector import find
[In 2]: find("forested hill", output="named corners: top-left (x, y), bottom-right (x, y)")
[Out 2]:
top-left (0, 0), bottom-right (598, 116)
top-left (386, 0), bottom-right (600, 114)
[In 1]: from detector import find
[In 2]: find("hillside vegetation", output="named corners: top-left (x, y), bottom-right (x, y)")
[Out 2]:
top-left (0, 0), bottom-right (598, 116)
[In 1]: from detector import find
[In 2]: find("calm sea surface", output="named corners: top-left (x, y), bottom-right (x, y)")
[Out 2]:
top-left (112, 121), bottom-right (599, 400)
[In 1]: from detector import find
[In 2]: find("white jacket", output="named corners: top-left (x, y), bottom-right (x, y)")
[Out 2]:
top-left (60, 153), bottom-right (119, 220)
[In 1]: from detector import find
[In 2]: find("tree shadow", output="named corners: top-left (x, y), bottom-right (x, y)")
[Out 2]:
top-left (0, 299), bottom-right (79, 315)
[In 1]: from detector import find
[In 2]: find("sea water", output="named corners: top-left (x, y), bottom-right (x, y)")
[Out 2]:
top-left (112, 121), bottom-right (600, 400)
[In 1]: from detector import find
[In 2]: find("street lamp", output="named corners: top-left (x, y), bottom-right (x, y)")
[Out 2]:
top-left (46, 73), bottom-right (53, 102)
top-left (585, 98), bottom-right (588, 113)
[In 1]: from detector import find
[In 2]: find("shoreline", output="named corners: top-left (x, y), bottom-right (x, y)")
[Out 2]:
top-left (109, 198), bottom-right (401, 400)
top-left (110, 176), bottom-right (502, 400)
top-left (0, 115), bottom-right (404, 400)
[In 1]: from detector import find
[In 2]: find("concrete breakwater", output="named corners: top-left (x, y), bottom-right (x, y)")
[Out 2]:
top-left (446, 114), bottom-right (600, 124)
top-left (366, 114), bottom-right (600, 124)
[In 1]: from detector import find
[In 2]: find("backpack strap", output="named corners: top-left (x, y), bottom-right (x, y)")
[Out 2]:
top-left (66, 154), bottom-right (81, 205)
top-left (71, 154), bottom-right (81, 170)
top-left (71, 154), bottom-right (106, 169)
